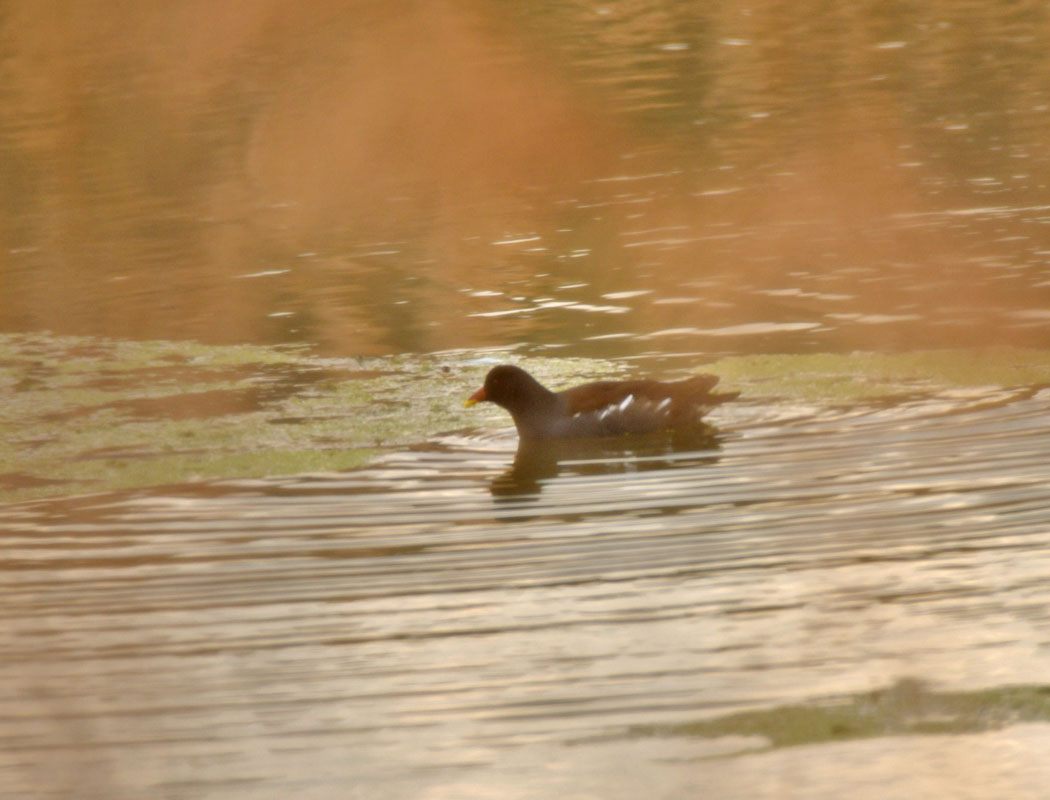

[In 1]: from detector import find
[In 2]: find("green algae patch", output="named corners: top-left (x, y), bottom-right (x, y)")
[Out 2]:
top-left (0, 334), bottom-right (476, 503)
top-left (706, 347), bottom-right (1050, 402)
top-left (3, 333), bottom-right (1050, 502)
top-left (628, 679), bottom-right (1050, 753)
top-left (0, 334), bottom-right (629, 502)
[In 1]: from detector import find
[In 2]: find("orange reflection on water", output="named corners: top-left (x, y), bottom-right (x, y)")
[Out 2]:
top-left (2, 1), bottom-right (1050, 355)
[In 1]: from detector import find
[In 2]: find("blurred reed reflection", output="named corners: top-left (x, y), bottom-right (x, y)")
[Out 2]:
top-left (2, 1), bottom-right (1050, 355)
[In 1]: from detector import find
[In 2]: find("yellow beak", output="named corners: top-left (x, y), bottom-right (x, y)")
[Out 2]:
top-left (464, 387), bottom-right (487, 408)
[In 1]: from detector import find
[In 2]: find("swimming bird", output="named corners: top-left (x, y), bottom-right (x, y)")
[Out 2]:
top-left (465, 364), bottom-right (737, 440)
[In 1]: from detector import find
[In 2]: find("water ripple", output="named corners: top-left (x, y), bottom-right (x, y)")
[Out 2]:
top-left (3, 390), bottom-right (1050, 797)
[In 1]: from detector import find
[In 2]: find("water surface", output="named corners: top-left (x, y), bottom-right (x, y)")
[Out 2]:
top-left (3, 2), bottom-right (1050, 798)
top-left (4, 380), bottom-right (1050, 798)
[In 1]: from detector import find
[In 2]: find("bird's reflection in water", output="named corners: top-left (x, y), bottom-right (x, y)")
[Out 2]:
top-left (490, 423), bottom-right (725, 500)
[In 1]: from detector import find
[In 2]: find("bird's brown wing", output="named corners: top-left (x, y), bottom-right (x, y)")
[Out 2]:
top-left (560, 375), bottom-right (724, 415)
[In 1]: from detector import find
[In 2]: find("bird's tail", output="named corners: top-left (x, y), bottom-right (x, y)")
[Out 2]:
top-left (680, 374), bottom-right (739, 404)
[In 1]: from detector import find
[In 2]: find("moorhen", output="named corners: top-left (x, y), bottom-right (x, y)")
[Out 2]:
top-left (465, 364), bottom-right (737, 440)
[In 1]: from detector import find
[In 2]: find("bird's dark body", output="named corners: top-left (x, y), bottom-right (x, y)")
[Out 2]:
top-left (467, 365), bottom-right (737, 440)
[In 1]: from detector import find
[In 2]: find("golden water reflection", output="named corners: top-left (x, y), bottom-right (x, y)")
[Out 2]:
top-left (3, 1), bottom-right (1050, 355)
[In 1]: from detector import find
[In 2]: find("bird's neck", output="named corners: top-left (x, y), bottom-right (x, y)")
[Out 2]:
top-left (508, 389), bottom-right (561, 439)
